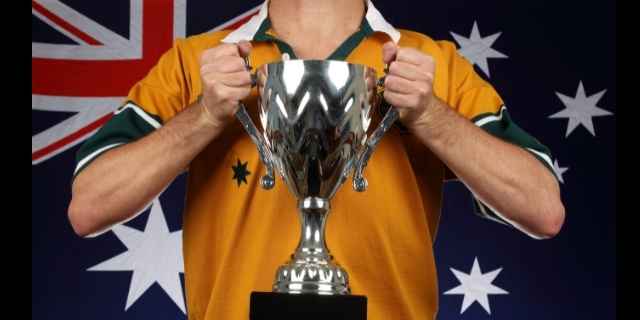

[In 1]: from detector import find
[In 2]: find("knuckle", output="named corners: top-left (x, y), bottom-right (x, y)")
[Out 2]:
top-left (204, 76), bottom-right (218, 88)
top-left (385, 75), bottom-right (396, 87)
top-left (388, 62), bottom-right (400, 74)
top-left (425, 72), bottom-right (434, 82)
top-left (412, 95), bottom-right (422, 106)
top-left (417, 85), bottom-right (429, 97)
top-left (200, 64), bottom-right (214, 76)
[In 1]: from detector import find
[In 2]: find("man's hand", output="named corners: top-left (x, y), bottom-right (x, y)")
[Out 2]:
top-left (68, 42), bottom-right (255, 237)
top-left (382, 41), bottom-right (437, 131)
top-left (381, 43), bottom-right (564, 239)
top-left (199, 40), bottom-right (253, 127)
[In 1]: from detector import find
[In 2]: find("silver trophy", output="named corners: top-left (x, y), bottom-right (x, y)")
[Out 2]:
top-left (236, 59), bottom-right (398, 295)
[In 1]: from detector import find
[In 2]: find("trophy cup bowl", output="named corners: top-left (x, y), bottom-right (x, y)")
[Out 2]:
top-left (236, 59), bottom-right (399, 300)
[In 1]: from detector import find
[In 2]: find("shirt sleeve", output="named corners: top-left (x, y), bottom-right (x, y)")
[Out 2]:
top-left (72, 39), bottom-right (191, 178)
top-left (438, 40), bottom-right (558, 230)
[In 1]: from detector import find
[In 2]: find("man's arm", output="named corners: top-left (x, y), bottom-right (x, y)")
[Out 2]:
top-left (411, 97), bottom-right (563, 238)
top-left (68, 42), bottom-right (253, 237)
top-left (382, 42), bottom-right (565, 239)
top-left (68, 100), bottom-right (223, 237)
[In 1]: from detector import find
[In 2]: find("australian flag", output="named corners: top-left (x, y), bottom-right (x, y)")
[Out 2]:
top-left (32, 0), bottom-right (616, 319)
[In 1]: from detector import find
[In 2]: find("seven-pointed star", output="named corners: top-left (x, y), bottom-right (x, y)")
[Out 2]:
top-left (450, 21), bottom-right (508, 77)
top-left (232, 159), bottom-right (251, 186)
top-left (549, 81), bottom-right (614, 137)
top-left (87, 199), bottom-right (185, 313)
top-left (444, 257), bottom-right (509, 314)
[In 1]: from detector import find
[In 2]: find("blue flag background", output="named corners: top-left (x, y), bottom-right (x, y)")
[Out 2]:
top-left (32, 0), bottom-right (616, 319)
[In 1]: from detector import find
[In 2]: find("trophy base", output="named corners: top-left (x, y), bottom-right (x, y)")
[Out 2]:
top-left (273, 260), bottom-right (350, 294)
top-left (249, 291), bottom-right (367, 320)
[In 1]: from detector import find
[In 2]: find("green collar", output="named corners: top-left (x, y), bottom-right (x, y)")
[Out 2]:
top-left (253, 17), bottom-right (374, 61)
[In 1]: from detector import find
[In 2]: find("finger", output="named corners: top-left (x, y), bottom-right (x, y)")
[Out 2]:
top-left (384, 75), bottom-right (421, 95)
top-left (226, 86), bottom-right (252, 101)
top-left (382, 41), bottom-right (398, 65)
top-left (200, 43), bottom-right (241, 63)
top-left (396, 47), bottom-right (435, 67)
top-left (388, 61), bottom-right (432, 82)
top-left (383, 90), bottom-right (418, 108)
top-left (219, 70), bottom-right (253, 87)
top-left (210, 56), bottom-right (246, 73)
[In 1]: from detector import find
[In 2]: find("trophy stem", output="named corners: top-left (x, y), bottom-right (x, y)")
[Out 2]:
top-left (294, 197), bottom-right (331, 261)
top-left (273, 197), bottom-right (350, 295)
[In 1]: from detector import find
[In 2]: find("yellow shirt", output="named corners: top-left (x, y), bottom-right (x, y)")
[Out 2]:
top-left (74, 3), bottom-right (554, 319)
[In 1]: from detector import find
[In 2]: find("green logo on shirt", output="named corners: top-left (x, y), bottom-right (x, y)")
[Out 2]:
top-left (232, 159), bottom-right (251, 186)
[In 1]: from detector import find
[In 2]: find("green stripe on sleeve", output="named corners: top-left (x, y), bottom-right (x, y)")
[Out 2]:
top-left (469, 106), bottom-right (558, 230)
top-left (73, 101), bottom-right (163, 178)
top-left (473, 106), bottom-right (555, 174)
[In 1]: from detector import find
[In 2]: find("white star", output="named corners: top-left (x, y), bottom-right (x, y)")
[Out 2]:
top-left (450, 21), bottom-right (508, 77)
top-left (549, 81), bottom-right (613, 137)
top-left (88, 198), bottom-right (185, 313)
top-left (552, 159), bottom-right (569, 184)
top-left (444, 257), bottom-right (508, 314)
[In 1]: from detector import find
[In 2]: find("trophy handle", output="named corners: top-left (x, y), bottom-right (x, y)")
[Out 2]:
top-left (352, 72), bottom-right (400, 192)
top-left (352, 105), bottom-right (399, 192)
top-left (233, 54), bottom-right (275, 190)
top-left (235, 102), bottom-right (276, 189)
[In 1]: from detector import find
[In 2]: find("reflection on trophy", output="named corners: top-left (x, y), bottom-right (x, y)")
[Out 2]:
top-left (236, 59), bottom-right (398, 316)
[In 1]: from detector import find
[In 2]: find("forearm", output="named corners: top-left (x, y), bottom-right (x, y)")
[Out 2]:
top-left (409, 98), bottom-right (564, 238)
top-left (69, 101), bottom-right (224, 236)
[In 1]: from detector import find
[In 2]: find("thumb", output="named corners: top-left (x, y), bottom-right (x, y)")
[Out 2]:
top-left (237, 40), bottom-right (253, 58)
top-left (382, 41), bottom-right (397, 65)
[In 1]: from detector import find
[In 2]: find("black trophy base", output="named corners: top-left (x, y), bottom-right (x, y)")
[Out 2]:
top-left (249, 291), bottom-right (367, 320)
